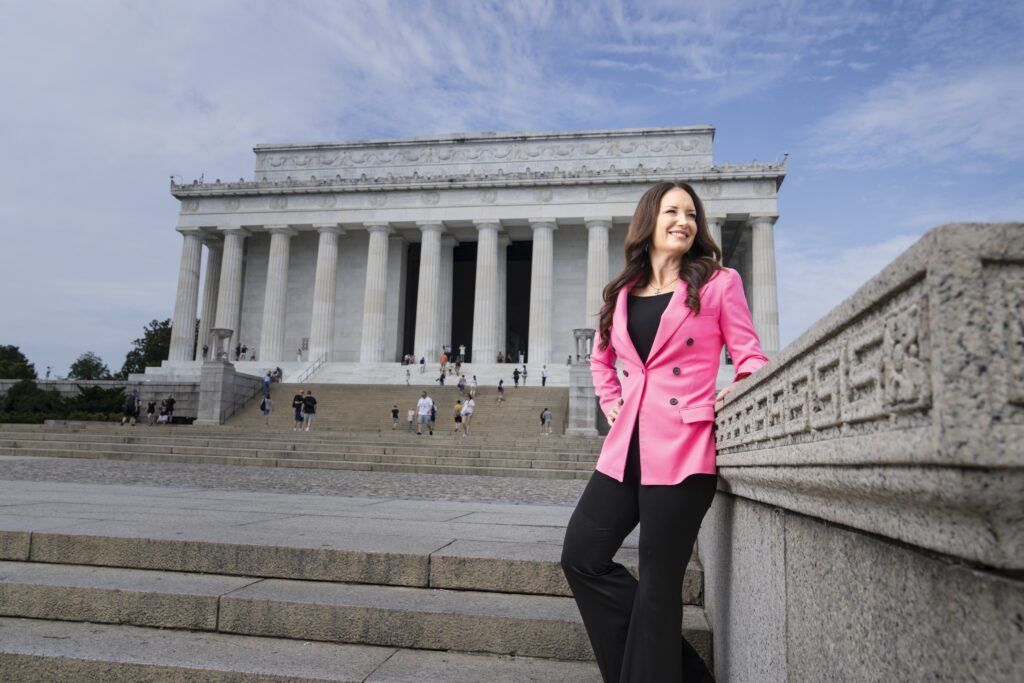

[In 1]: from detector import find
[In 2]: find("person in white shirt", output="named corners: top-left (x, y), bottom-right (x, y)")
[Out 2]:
top-left (460, 397), bottom-right (475, 437)
top-left (416, 391), bottom-right (435, 436)
top-left (470, 375), bottom-right (478, 398)
top-left (541, 365), bottom-right (549, 387)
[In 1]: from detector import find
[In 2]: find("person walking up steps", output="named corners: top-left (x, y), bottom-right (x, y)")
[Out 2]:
top-left (292, 390), bottom-right (305, 431)
top-left (460, 396), bottom-right (475, 438)
top-left (453, 399), bottom-right (463, 433)
top-left (497, 379), bottom-right (505, 403)
top-left (405, 368), bottom-right (411, 385)
top-left (407, 407), bottom-right (415, 433)
top-left (391, 404), bottom-right (400, 430)
top-left (458, 374), bottom-right (467, 396)
top-left (301, 390), bottom-right (317, 432)
top-left (522, 365), bottom-right (528, 386)
top-left (470, 375), bottom-right (478, 398)
top-left (416, 391), bottom-right (434, 436)
top-left (260, 394), bottom-right (273, 426)
top-left (542, 364), bottom-right (549, 387)
top-left (541, 407), bottom-right (553, 435)
top-left (512, 368), bottom-right (520, 387)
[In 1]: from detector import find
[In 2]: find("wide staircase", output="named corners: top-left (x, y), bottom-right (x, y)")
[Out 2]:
top-left (231, 383), bottom-right (570, 438)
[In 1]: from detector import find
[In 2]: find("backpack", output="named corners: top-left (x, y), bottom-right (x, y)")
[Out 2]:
top-left (259, 398), bottom-right (266, 411)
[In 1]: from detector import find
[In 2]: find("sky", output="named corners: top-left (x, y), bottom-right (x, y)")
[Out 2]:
top-left (1, 0), bottom-right (1021, 376)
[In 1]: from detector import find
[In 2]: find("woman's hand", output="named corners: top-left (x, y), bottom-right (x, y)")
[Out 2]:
top-left (714, 378), bottom-right (745, 410)
top-left (607, 397), bottom-right (624, 424)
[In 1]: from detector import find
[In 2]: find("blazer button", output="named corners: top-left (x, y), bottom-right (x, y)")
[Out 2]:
top-left (686, 338), bottom-right (694, 346)
top-left (669, 398), bottom-right (678, 405)
top-left (672, 367), bottom-right (680, 375)
top-left (623, 370), bottom-right (629, 377)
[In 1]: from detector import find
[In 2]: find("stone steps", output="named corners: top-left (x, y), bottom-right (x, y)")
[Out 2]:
top-left (0, 617), bottom-right (602, 681)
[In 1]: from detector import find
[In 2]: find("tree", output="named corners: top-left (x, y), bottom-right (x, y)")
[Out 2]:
top-left (0, 345), bottom-right (36, 380)
top-left (68, 351), bottom-right (112, 380)
top-left (117, 319), bottom-right (172, 379)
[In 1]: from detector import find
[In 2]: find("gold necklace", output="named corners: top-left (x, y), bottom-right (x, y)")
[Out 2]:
top-left (649, 277), bottom-right (679, 295)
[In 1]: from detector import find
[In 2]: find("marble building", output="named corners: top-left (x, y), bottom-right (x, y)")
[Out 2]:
top-left (162, 125), bottom-right (785, 383)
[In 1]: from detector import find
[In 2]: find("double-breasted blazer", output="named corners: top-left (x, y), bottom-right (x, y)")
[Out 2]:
top-left (590, 266), bottom-right (768, 485)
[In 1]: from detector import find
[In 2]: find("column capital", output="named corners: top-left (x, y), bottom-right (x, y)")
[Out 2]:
top-left (584, 217), bottom-right (613, 230)
top-left (416, 221), bottom-right (446, 234)
top-left (473, 220), bottom-right (501, 231)
top-left (265, 224), bottom-right (298, 236)
top-left (314, 223), bottom-right (347, 236)
top-left (175, 226), bottom-right (206, 237)
top-left (528, 219), bottom-right (558, 231)
top-left (217, 226), bottom-right (251, 237)
top-left (363, 222), bottom-right (391, 235)
top-left (705, 213), bottom-right (727, 224)
top-left (441, 235), bottom-right (459, 248)
top-left (748, 213), bottom-right (779, 226)
top-left (497, 233), bottom-right (511, 247)
top-left (202, 237), bottom-right (224, 251)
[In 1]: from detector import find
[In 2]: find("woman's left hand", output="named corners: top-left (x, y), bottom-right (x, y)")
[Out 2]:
top-left (714, 379), bottom-right (744, 410)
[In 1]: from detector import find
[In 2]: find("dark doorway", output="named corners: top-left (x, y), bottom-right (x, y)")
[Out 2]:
top-left (401, 243), bottom-right (419, 360)
top-left (505, 240), bottom-right (532, 363)
top-left (452, 242), bottom-right (476, 361)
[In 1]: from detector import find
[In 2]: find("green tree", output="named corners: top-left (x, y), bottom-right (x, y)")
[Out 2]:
top-left (0, 379), bottom-right (62, 414)
top-left (117, 319), bottom-right (172, 379)
top-left (68, 351), bottom-right (112, 380)
top-left (0, 345), bottom-right (36, 380)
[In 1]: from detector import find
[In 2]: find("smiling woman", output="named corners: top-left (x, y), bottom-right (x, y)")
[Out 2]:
top-left (561, 180), bottom-right (768, 682)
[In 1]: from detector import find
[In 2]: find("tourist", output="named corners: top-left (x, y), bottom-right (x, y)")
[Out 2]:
top-left (301, 390), bottom-right (317, 432)
top-left (407, 407), bottom-right (415, 433)
top-left (263, 372), bottom-right (271, 394)
top-left (497, 379), bottom-right (505, 403)
top-left (470, 375), bottom-right (478, 398)
top-left (166, 395), bottom-right (176, 423)
top-left (292, 389), bottom-right (305, 431)
top-left (145, 400), bottom-right (156, 426)
top-left (437, 370), bottom-right (445, 386)
top-left (259, 394), bottom-right (273, 426)
top-left (241, 344), bottom-right (248, 361)
top-left (416, 391), bottom-right (434, 436)
top-left (235, 343), bottom-right (242, 361)
top-left (518, 349), bottom-right (525, 364)
top-left (45, 366), bottom-right (51, 379)
top-left (522, 365), bottom-right (528, 385)
top-left (439, 351), bottom-right (447, 373)
top-left (496, 351), bottom-right (504, 363)
top-left (296, 347), bottom-right (303, 362)
top-left (460, 396), bottom-right (475, 437)
top-left (454, 358), bottom-right (461, 376)
top-left (458, 343), bottom-right (466, 362)
top-left (541, 407), bottom-right (553, 435)
top-left (251, 348), bottom-right (257, 361)
top-left (541, 364), bottom-right (549, 387)
top-left (453, 399), bottom-right (463, 433)
top-left (512, 368), bottom-right (520, 387)
top-left (202, 344), bottom-right (209, 360)
top-left (391, 404), bottom-right (400, 430)
top-left (157, 400), bottom-right (169, 425)
top-left (457, 374), bottom-right (467, 396)
top-left (567, 354), bottom-right (572, 365)
top-left (405, 368), bottom-right (411, 385)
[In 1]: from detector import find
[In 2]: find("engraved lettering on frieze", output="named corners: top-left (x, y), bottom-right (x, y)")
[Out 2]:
top-left (882, 301), bottom-right (932, 411)
top-left (810, 350), bottom-right (842, 429)
top-left (420, 191), bottom-right (440, 206)
top-left (269, 196), bottom-right (288, 210)
top-left (841, 328), bottom-right (885, 423)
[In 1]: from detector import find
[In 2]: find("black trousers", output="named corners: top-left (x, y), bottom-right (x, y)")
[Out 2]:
top-left (561, 422), bottom-right (717, 682)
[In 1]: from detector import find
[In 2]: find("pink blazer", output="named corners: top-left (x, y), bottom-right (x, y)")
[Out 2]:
top-left (590, 267), bottom-right (768, 485)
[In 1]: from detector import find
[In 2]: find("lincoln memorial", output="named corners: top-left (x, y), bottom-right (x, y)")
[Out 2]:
top-left (156, 125), bottom-right (785, 385)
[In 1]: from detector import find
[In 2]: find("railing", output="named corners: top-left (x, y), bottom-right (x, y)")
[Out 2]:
top-left (294, 353), bottom-right (328, 384)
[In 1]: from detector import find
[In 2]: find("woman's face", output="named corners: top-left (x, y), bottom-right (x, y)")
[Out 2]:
top-left (649, 187), bottom-right (698, 257)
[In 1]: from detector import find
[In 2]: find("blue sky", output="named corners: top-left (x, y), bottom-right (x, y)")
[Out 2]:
top-left (1, 0), bottom-right (1021, 376)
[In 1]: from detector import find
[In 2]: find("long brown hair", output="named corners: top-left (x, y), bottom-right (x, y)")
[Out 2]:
top-left (597, 181), bottom-right (723, 351)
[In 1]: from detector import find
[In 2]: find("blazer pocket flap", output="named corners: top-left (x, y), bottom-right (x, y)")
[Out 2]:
top-left (679, 404), bottom-right (716, 423)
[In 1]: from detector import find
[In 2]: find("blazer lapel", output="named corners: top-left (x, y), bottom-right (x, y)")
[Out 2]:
top-left (645, 279), bottom-right (697, 365)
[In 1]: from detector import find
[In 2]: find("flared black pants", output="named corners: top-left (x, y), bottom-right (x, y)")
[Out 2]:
top-left (560, 423), bottom-right (717, 682)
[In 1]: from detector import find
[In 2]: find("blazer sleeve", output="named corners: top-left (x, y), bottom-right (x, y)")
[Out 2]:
top-left (590, 333), bottom-right (622, 417)
top-left (720, 268), bottom-right (770, 382)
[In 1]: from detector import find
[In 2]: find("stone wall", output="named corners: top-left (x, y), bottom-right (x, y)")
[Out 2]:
top-left (0, 379), bottom-right (199, 420)
top-left (700, 222), bottom-right (1023, 681)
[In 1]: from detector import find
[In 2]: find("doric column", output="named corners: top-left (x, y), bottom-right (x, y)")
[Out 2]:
top-left (472, 221), bottom-right (500, 363)
top-left (750, 214), bottom-right (780, 355)
top-left (195, 239), bottom-right (222, 360)
top-left (497, 234), bottom-right (510, 361)
top-left (359, 223), bottom-right (391, 362)
top-left (440, 235), bottom-right (457, 354)
top-left (413, 222), bottom-right (445, 362)
top-left (584, 217), bottom-right (611, 327)
top-left (706, 214), bottom-right (725, 257)
top-left (309, 224), bottom-right (345, 362)
top-left (168, 228), bottom-right (204, 361)
top-left (258, 225), bottom-right (297, 362)
top-left (213, 227), bottom-right (249, 356)
top-left (528, 219), bottom-right (557, 365)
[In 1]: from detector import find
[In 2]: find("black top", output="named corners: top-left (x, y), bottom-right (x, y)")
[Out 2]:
top-left (627, 291), bottom-right (673, 364)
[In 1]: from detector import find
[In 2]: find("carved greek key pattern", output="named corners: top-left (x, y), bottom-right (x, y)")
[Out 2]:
top-left (716, 283), bottom-right (933, 450)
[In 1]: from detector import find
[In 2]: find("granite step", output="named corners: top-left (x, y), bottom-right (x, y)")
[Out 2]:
top-left (0, 617), bottom-right (602, 682)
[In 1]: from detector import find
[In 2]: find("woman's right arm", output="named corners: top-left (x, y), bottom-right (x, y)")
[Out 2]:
top-left (590, 333), bottom-right (623, 420)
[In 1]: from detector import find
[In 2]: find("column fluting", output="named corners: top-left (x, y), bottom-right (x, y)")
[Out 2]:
top-left (413, 222), bottom-right (445, 362)
top-left (195, 240), bottom-right (222, 361)
top-left (212, 227), bottom-right (249, 357)
top-left (168, 228), bottom-right (204, 361)
top-left (497, 234), bottom-right (510, 362)
top-left (471, 221), bottom-right (500, 363)
top-left (359, 223), bottom-right (391, 362)
top-left (584, 217), bottom-right (611, 328)
top-left (707, 214), bottom-right (725, 259)
top-left (527, 219), bottom-right (557, 365)
top-left (309, 224), bottom-right (345, 362)
top-left (258, 226), bottom-right (297, 362)
top-left (440, 235), bottom-right (456, 355)
top-left (750, 214), bottom-right (780, 355)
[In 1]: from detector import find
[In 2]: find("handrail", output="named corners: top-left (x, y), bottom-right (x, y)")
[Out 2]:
top-left (295, 353), bottom-right (328, 384)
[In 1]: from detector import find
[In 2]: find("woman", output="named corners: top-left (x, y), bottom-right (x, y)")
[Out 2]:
top-left (453, 400), bottom-right (463, 433)
top-left (560, 181), bottom-right (768, 682)
top-left (460, 396), bottom-right (475, 437)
